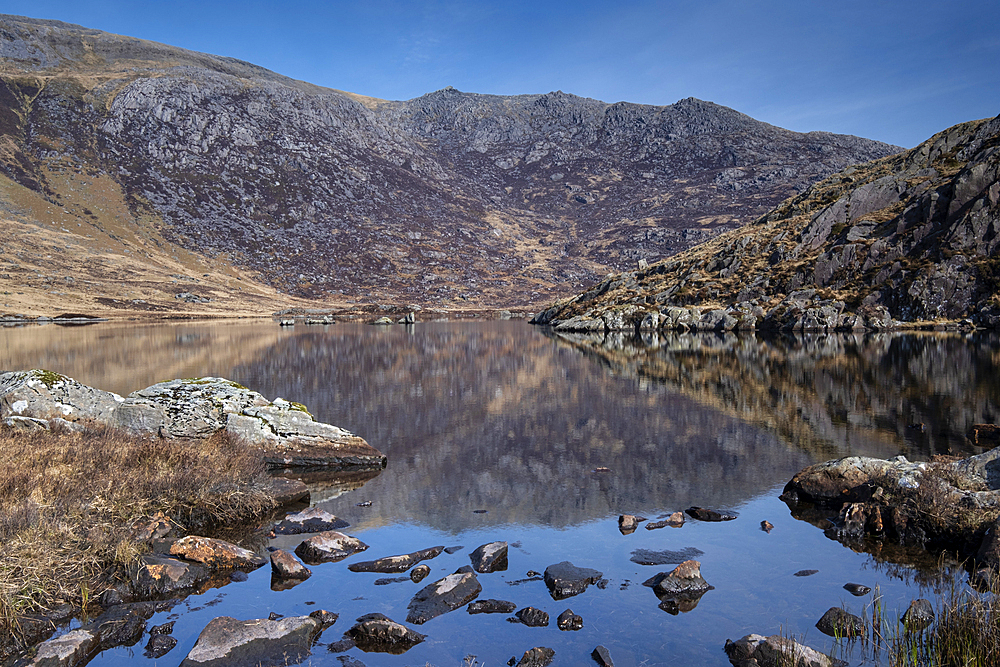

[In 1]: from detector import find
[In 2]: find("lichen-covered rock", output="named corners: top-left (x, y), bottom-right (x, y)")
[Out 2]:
top-left (25, 629), bottom-right (97, 667)
top-left (170, 536), bottom-right (266, 570)
top-left (0, 370), bottom-right (123, 426)
top-left (294, 531), bottom-right (369, 564)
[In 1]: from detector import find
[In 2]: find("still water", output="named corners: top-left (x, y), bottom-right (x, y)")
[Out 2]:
top-left (2, 320), bottom-right (998, 666)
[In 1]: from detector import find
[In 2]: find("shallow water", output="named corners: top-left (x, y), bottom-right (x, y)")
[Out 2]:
top-left (2, 321), bottom-right (998, 666)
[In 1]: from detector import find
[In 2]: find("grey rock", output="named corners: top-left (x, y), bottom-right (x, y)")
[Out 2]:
top-left (348, 546), bottom-right (445, 573)
top-left (0, 369), bottom-right (123, 425)
top-left (724, 633), bottom-right (846, 667)
top-left (26, 629), bottom-right (97, 667)
top-left (272, 507), bottom-right (349, 535)
top-left (270, 550), bottom-right (311, 580)
top-left (179, 615), bottom-right (322, 666)
top-left (405, 571), bottom-right (482, 624)
top-left (900, 599), bottom-right (935, 630)
top-left (469, 541), bottom-right (508, 573)
top-left (816, 607), bottom-right (865, 638)
top-left (543, 561), bottom-right (603, 600)
top-left (144, 633), bottom-right (177, 659)
top-left (346, 613), bottom-right (425, 654)
top-left (592, 645), bottom-right (615, 667)
top-left (294, 531), bottom-right (369, 564)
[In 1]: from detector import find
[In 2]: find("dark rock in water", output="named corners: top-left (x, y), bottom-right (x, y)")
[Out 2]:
top-left (543, 561), bottom-right (603, 600)
top-left (99, 588), bottom-right (123, 608)
top-left (645, 511), bottom-right (686, 530)
top-left (619, 514), bottom-right (640, 534)
top-left (268, 612), bottom-right (284, 621)
top-left (900, 599), bottom-right (935, 629)
top-left (145, 633), bottom-right (178, 659)
top-left (374, 576), bottom-right (411, 585)
top-left (270, 549), bottom-right (312, 580)
top-left (556, 609), bottom-right (583, 631)
top-left (229, 570), bottom-right (248, 582)
top-left (630, 547), bottom-right (704, 566)
top-left (444, 546), bottom-right (464, 554)
top-left (410, 565), bottom-right (430, 583)
top-left (816, 607), bottom-right (865, 638)
top-left (794, 569), bottom-right (819, 577)
top-left (470, 541), bottom-right (508, 573)
top-left (294, 531), bottom-right (369, 564)
top-left (513, 607), bottom-right (549, 627)
top-left (976, 518), bottom-right (1000, 569)
top-left (844, 583), bottom-right (871, 596)
top-left (346, 613), bottom-right (426, 654)
top-left (454, 565), bottom-right (475, 574)
top-left (405, 571), bottom-right (482, 624)
top-left (308, 609), bottom-right (338, 630)
top-left (592, 645), bottom-right (615, 666)
top-left (644, 560), bottom-right (713, 614)
top-left (469, 599), bottom-right (517, 614)
top-left (526, 570), bottom-right (541, 577)
top-left (178, 614), bottom-right (323, 666)
top-left (761, 520), bottom-right (774, 533)
top-left (273, 507), bottom-right (349, 535)
top-left (686, 507), bottom-right (738, 521)
top-left (506, 575), bottom-right (545, 586)
top-left (327, 638), bottom-right (356, 653)
top-left (92, 602), bottom-right (158, 648)
top-left (515, 646), bottom-right (555, 667)
top-left (725, 634), bottom-right (846, 667)
top-left (336, 656), bottom-right (366, 667)
top-left (473, 509), bottom-right (489, 514)
top-left (150, 621), bottom-right (174, 635)
top-left (348, 546), bottom-right (445, 573)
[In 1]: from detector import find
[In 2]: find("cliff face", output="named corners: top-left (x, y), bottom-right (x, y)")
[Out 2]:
top-left (0, 14), bottom-right (901, 308)
top-left (533, 115), bottom-right (1000, 330)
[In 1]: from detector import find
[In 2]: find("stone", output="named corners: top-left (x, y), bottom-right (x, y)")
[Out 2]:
top-left (468, 599), bottom-right (517, 614)
top-left (645, 511), bottom-right (685, 529)
top-left (170, 536), bottom-right (266, 570)
top-left (90, 602), bottom-right (157, 648)
top-left (308, 610), bottom-right (338, 631)
top-left (409, 565), bottom-right (430, 583)
top-left (618, 514), bottom-right (643, 534)
top-left (469, 541), bottom-right (508, 573)
top-left (371, 317), bottom-right (394, 325)
top-left (346, 613), bottom-right (426, 654)
top-left (272, 507), bottom-right (349, 535)
top-left (761, 520), bottom-right (774, 532)
top-left (515, 647), bottom-right (555, 667)
top-left (724, 633), bottom-right (846, 667)
top-left (264, 478), bottom-right (310, 505)
top-left (686, 506), bottom-right (738, 521)
top-left (844, 583), bottom-right (871, 596)
top-left (630, 547), bottom-right (704, 566)
top-left (270, 550), bottom-right (311, 580)
top-left (130, 512), bottom-right (173, 541)
top-left (976, 518), bottom-right (1000, 568)
top-left (0, 370), bottom-right (124, 427)
top-left (294, 531), bottom-right (369, 564)
top-left (592, 645), bottom-right (615, 667)
top-left (543, 561), bottom-right (603, 600)
top-left (794, 570), bottom-right (819, 577)
top-left (348, 546), bottom-right (445, 573)
top-left (816, 607), bottom-right (865, 638)
top-left (513, 607), bottom-right (549, 627)
top-left (644, 560), bottom-right (711, 597)
top-left (556, 608), bottom-right (583, 630)
top-left (179, 615), bottom-right (322, 666)
top-left (900, 599), bottom-right (935, 630)
top-left (132, 554), bottom-right (213, 598)
top-left (26, 629), bottom-right (97, 667)
top-left (782, 455), bottom-right (925, 505)
top-left (144, 633), bottom-right (178, 659)
top-left (405, 571), bottom-right (482, 624)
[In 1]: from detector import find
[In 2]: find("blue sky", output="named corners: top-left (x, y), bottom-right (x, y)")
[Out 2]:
top-left (5, 0), bottom-right (998, 148)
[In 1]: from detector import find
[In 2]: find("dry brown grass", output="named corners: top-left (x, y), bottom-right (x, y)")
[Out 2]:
top-left (0, 424), bottom-right (275, 630)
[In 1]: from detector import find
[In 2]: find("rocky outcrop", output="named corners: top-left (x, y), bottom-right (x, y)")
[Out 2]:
top-left (533, 115), bottom-right (1000, 331)
top-left (179, 615), bottom-right (324, 667)
top-left (0, 14), bottom-right (900, 307)
top-left (0, 370), bottom-right (385, 469)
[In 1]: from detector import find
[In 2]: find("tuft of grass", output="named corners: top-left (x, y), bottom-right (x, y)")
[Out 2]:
top-left (0, 423), bottom-right (276, 641)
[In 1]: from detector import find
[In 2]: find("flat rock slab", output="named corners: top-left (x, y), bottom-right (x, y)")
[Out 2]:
top-left (272, 507), bottom-right (349, 535)
top-left (170, 536), bottom-right (266, 570)
top-left (469, 541), bottom-right (508, 573)
top-left (543, 561), bottom-right (603, 600)
top-left (685, 507), bottom-right (738, 521)
top-left (26, 629), bottom-right (97, 667)
top-left (294, 531), bottom-right (369, 565)
top-left (179, 615), bottom-right (322, 667)
top-left (348, 546), bottom-right (445, 573)
top-left (630, 547), bottom-right (704, 566)
top-left (346, 613), bottom-right (426, 654)
top-left (468, 599), bottom-right (517, 614)
top-left (133, 554), bottom-right (213, 598)
top-left (406, 572), bottom-right (482, 625)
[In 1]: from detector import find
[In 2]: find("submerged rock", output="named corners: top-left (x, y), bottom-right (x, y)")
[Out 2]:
top-left (469, 541), bottom-right (508, 573)
top-left (179, 615), bottom-right (323, 666)
top-left (348, 546), bottom-right (445, 573)
top-left (346, 613), bottom-right (425, 654)
top-left (144, 633), bottom-right (177, 659)
top-left (630, 547), bottom-right (704, 566)
top-left (543, 561), bottom-right (603, 600)
top-left (405, 571), bottom-right (482, 624)
top-left (294, 531), bottom-right (369, 564)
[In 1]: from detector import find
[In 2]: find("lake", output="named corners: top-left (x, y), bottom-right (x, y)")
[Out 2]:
top-left (2, 320), bottom-right (998, 666)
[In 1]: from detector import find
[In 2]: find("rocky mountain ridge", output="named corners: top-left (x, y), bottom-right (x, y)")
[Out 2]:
top-left (532, 114), bottom-right (1000, 330)
top-left (0, 14), bottom-right (901, 310)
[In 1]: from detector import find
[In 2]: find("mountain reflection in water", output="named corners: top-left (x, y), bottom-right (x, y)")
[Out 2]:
top-left (2, 321), bottom-right (995, 534)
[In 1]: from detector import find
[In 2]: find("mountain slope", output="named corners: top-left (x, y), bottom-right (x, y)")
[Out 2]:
top-left (532, 115), bottom-right (1000, 331)
top-left (0, 14), bottom-right (901, 311)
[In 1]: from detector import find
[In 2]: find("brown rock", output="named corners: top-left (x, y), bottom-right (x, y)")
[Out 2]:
top-left (270, 549), bottom-right (312, 580)
top-left (170, 536), bottom-right (266, 570)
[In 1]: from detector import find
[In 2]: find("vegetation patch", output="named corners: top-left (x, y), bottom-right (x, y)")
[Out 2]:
top-left (0, 424), bottom-right (275, 645)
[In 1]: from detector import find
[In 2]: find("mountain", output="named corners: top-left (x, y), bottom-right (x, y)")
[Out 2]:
top-left (532, 114), bottom-right (1000, 331)
top-left (0, 14), bottom-right (901, 314)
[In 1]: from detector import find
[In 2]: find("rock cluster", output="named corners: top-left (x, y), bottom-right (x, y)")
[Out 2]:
top-left (0, 370), bottom-right (385, 469)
